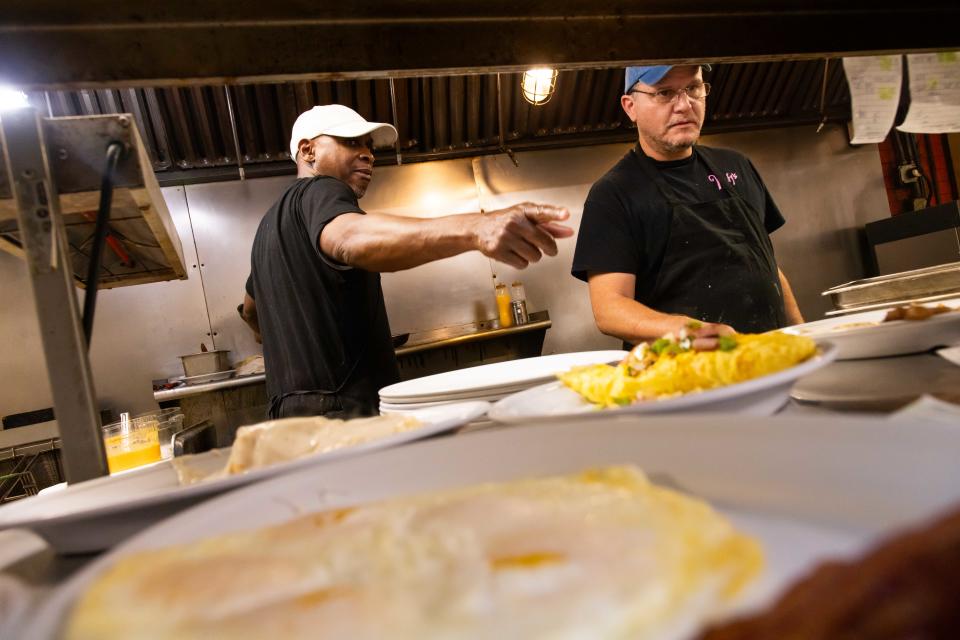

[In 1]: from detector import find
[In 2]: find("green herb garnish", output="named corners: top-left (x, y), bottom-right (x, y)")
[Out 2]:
top-left (717, 335), bottom-right (738, 351)
top-left (650, 338), bottom-right (672, 355)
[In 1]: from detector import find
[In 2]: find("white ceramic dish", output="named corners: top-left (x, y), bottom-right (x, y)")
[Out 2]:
top-left (21, 414), bottom-right (960, 639)
top-left (488, 342), bottom-right (837, 423)
top-left (0, 402), bottom-right (489, 554)
top-left (379, 394), bottom-right (509, 411)
top-left (379, 350), bottom-right (628, 401)
top-left (783, 303), bottom-right (960, 359)
top-left (379, 383), bottom-right (532, 405)
top-left (36, 459), bottom-right (169, 496)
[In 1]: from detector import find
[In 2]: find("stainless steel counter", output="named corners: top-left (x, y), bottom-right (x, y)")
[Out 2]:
top-left (154, 373), bottom-right (265, 402)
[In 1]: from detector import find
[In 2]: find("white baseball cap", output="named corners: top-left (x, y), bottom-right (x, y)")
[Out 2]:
top-left (289, 104), bottom-right (398, 161)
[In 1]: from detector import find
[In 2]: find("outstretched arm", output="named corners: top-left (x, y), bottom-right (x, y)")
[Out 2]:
top-left (319, 202), bottom-right (573, 272)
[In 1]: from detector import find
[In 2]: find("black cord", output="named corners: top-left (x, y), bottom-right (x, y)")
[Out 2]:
top-left (82, 141), bottom-right (126, 349)
top-left (921, 135), bottom-right (941, 206)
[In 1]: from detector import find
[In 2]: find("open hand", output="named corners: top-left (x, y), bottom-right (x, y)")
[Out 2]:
top-left (473, 202), bottom-right (573, 269)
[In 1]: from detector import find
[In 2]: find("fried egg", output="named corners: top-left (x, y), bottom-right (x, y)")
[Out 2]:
top-left (560, 333), bottom-right (817, 407)
top-left (65, 466), bottom-right (762, 640)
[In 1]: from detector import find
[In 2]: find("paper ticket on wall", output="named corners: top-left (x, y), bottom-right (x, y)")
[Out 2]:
top-left (898, 52), bottom-right (960, 134)
top-left (843, 55), bottom-right (903, 144)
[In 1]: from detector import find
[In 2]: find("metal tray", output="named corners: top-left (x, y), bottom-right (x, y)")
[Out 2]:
top-left (823, 261), bottom-right (960, 313)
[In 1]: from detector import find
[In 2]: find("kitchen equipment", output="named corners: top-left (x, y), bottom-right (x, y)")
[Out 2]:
top-left (822, 261), bottom-right (960, 315)
top-left (178, 350), bottom-right (231, 377)
top-left (173, 420), bottom-right (219, 457)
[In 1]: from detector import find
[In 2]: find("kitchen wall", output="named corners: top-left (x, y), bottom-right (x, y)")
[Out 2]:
top-left (0, 124), bottom-right (888, 419)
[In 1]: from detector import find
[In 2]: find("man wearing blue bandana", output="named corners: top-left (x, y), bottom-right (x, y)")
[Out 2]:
top-left (572, 64), bottom-right (804, 347)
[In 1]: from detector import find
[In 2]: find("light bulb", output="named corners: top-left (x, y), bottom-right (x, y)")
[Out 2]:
top-left (0, 86), bottom-right (30, 113)
top-left (521, 68), bottom-right (558, 106)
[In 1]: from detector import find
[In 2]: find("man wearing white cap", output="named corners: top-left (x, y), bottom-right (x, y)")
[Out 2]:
top-left (572, 64), bottom-right (803, 348)
top-left (244, 104), bottom-right (572, 419)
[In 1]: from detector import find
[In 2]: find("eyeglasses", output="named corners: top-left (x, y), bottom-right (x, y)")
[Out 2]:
top-left (630, 82), bottom-right (711, 104)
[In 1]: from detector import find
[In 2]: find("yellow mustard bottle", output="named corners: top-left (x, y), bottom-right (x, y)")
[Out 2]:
top-left (495, 282), bottom-right (513, 328)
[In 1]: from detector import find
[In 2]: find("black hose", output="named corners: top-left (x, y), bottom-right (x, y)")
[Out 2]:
top-left (82, 141), bottom-right (126, 349)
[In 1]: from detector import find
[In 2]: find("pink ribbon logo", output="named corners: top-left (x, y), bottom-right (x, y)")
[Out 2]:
top-left (707, 174), bottom-right (722, 190)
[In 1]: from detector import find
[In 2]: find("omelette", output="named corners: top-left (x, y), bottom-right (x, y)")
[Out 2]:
top-left (65, 466), bottom-right (762, 640)
top-left (560, 331), bottom-right (817, 407)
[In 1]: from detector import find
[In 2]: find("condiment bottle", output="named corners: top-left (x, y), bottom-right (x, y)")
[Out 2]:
top-left (494, 277), bottom-right (513, 328)
top-left (510, 281), bottom-right (529, 325)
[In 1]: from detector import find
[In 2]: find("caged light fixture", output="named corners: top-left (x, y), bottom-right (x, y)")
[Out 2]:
top-left (521, 68), bottom-right (559, 105)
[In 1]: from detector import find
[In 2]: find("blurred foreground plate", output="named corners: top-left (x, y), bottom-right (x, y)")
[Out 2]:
top-left (22, 413), bottom-right (960, 639)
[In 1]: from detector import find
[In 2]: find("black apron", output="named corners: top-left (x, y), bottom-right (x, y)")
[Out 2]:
top-left (266, 356), bottom-right (381, 420)
top-left (266, 285), bottom-right (398, 420)
top-left (636, 146), bottom-right (786, 334)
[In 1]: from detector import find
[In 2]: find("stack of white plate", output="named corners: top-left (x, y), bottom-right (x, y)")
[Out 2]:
top-left (378, 351), bottom-right (628, 424)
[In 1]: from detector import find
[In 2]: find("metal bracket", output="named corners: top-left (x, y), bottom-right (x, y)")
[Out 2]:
top-left (224, 87), bottom-right (246, 180)
top-left (0, 108), bottom-right (108, 483)
top-left (495, 73), bottom-right (519, 168)
top-left (898, 163), bottom-right (920, 184)
top-left (389, 78), bottom-right (403, 166)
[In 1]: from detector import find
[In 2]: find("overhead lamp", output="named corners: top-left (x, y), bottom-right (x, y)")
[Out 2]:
top-left (521, 68), bottom-right (558, 106)
top-left (0, 86), bottom-right (30, 113)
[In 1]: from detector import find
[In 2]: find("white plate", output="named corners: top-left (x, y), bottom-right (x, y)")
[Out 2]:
top-left (379, 383), bottom-right (533, 405)
top-left (783, 304), bottom-right (960, 359)
top-left (0, 402), bottom-right (489, 554)
top-left (22, 414), bottom-right (960, 639)
top-left (380, 394), bottom-right (510, 410)
top-left (379, 350), bottom-right (628, 401)
top-left (488, 342), bottom-right (838, 423)
top-left (36, 459), bottom-right (169, 496)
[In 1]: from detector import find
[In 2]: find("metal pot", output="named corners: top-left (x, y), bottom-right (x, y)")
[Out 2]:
top-left (179, 350), bottom-right (231, 377)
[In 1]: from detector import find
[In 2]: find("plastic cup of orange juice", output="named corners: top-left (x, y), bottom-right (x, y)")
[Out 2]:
top-left (102, 418), bottom-right (162, 473)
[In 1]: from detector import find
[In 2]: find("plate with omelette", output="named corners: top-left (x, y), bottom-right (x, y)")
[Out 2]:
top-left (22, 414), bottom-right (960, 639)
top-left (489, 327), bottom-right (836, 423)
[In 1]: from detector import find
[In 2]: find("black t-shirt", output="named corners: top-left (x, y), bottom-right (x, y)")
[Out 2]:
top-left (571, 145), bottom-right (785, 304)
top-left (248, 176), bottom-right (399, 413)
